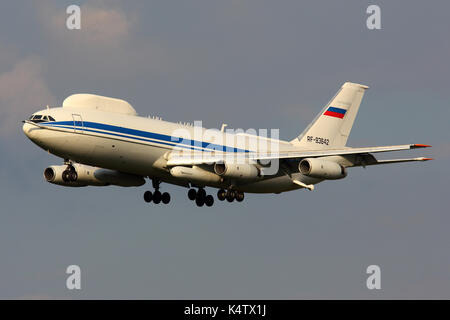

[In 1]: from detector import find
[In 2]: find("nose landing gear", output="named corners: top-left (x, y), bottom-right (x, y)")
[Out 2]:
top-left (62, 163), bottom-right (78, 182)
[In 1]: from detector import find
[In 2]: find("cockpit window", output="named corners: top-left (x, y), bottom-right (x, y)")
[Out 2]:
top-left (29, 114), bottom-right (56, 123)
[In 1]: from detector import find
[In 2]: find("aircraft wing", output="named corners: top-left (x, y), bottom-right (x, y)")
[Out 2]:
top-left (166, 144), bottom-right (432, 166)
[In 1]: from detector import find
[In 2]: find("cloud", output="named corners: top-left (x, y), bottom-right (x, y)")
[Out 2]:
top-left (40, 1), bottom-right (135, 48)
top-left (35, 1), bottom-right (172, 76)
top-left (0, 57), bottom-right (56, 137)
top-left (76, 5), bottom-right (132, 45)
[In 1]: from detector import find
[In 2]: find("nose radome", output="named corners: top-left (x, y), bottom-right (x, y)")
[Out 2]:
top-left (22, 122), bottom-right (34, 138)
top-left (22, 122), bottom-right (29, 135)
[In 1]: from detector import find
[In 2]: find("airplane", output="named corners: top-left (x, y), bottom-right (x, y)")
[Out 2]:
top-left (22, 82), bottom-right (432, 207)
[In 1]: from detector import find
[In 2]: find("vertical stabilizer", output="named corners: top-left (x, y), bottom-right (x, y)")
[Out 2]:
top-left (291, 82), bottom-right (369, 149)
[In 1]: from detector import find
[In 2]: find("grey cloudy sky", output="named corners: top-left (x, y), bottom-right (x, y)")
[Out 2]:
top-left (0, 0), bottom-right (449, 299)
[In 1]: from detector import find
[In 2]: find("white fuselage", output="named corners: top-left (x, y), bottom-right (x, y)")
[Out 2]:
top-left (23, 107), bottom-right (319, 193)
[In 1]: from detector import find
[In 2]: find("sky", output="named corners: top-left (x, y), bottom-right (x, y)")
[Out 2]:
top-left (0, 0), bottom-right (449, 299)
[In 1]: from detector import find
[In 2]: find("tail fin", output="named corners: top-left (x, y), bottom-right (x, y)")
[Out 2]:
top-left (291, 82), bottom-right (369, 149)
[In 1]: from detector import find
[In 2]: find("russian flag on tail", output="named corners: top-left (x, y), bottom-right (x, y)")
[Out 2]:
top-left (323, 106), bottom-right (347, 119)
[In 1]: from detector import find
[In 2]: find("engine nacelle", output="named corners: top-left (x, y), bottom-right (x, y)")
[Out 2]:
top-left (214, 163), bottom-right (261, 180)
top-left (44, 164), bottom-right (145, 187)
top-left (299, 158), bottom-right (347, 180)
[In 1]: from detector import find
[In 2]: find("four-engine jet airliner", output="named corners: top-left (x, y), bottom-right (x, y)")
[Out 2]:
top-left (22, 82), bottom-right (432, 207)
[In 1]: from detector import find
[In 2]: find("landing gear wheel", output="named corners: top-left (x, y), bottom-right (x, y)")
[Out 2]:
top-left (161, 192), bottom-right (171, 204)
top-left (197, 188), bottom-right (206, 199)
top-left (153, 190), bottom-right (162, 204)
top-left (69, 170), bottom-right (78, 182)
top-left (144, 191), bottom-right (153, 203)
top-left (195, 196), bottom-right (205, 207)
top-left (188, 188), bottom-right (197, 201)
top-left (226, 190), bottom-right (235, 202)
top-left (205, 195), bottom-right (214, 207)
top-left (235, 191), bottom-right (244, 202)
top-left (62, 170), bottom-right (71, 182)
top-left (217, 189), bottom-right (226, 201)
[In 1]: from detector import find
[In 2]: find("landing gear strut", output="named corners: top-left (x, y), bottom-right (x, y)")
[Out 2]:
top-left (143, 179), bottom-right (171, 204)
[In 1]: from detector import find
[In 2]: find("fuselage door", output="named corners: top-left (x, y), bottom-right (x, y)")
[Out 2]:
top-left (72, 114), bottom-right (84, 133)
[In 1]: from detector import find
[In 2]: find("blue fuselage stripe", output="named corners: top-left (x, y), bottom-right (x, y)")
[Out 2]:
top-left (42, 121), bottom-right (250, 153)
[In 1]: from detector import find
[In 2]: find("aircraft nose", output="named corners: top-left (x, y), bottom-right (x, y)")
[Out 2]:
top-left (22, 121), bottom-right (31, 136)
top-left (22, 121), bottom-right (36, 139)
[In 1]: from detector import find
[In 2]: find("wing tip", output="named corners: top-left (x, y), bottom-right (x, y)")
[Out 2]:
top-left (412, 144), bottom-right (432, 149)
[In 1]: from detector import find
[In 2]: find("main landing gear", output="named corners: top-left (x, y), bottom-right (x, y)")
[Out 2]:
top-left (143, 179), bottom-right (171, 205)
top-left (187, 188), bottom-right (214, 207)
top-left (143, 182), bottom-right (245, 206)
top-left (217, 189), bottom-right (244, 203)
top-left (62, 163), bottom-right (77, 182)
top-left (187, 188), bottom-right (245, 206)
